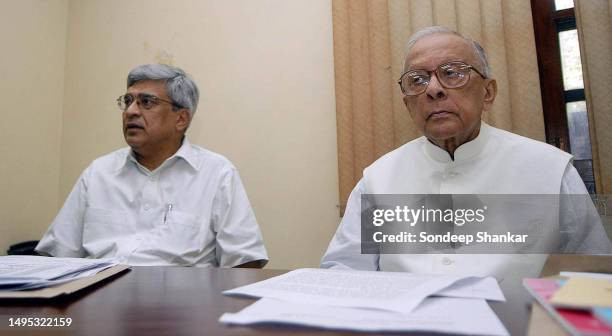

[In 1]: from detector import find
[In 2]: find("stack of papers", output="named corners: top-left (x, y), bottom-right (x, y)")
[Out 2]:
top-left (220, 268), bottom-right (509, 335)
top-left (0, 256), bottom-right (119, 291)
top-left (524, 272), bottom-right (612, 336)
top-left (552, 275), bottom-right (612, 309)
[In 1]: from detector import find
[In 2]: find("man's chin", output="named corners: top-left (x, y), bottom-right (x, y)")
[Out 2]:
top-left (124, 136), bottom-right (143, 149)
top-left (424, 124), bottom-right (461, 141)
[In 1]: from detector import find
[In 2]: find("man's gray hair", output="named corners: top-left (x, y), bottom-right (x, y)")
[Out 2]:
top-left (404, 26), bottom-right (491, 78)
top-left (127, 64), bottom-right (199, 116)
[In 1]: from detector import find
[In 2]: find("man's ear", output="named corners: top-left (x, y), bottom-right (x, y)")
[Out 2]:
top-left (483, 78), bottom-right (497, 111)
top-left (176, 109), bottom-right (191, 132)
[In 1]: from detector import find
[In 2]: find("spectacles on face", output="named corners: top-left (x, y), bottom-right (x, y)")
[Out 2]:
top-left (397, 61), bottom-right (487, 96)
top-left (117, 93), bottom-right (182, 111)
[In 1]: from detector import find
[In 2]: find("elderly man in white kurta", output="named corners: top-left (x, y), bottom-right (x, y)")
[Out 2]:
top-left (321, 26), bottom-right (610, 282)
top-left (37, 64), bottom-right (268, 268)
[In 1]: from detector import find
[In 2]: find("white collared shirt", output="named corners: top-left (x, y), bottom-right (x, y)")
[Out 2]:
top-left (37, 138), bottom-right (268, 267)
top-left (321, 123), bottom-right (611, 280)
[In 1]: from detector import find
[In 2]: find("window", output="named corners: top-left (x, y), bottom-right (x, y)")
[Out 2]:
top-left (531, 0), bottom-right (595, 193)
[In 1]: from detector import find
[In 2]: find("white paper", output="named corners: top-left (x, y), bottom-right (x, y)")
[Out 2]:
top-left (0, 256), bottom-right (118, 290)
top-left (223, 268), bottom-right (502, 314)
top-left (220, 297), bottom-right (509, 336)
top-left (436, 276), bottom-right (505, 301)
top-left (559, 271), bottom-right (612, 280)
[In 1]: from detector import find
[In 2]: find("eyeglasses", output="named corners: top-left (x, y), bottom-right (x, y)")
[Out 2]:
top-left (116, 93), bottom-right (182, 111)
top-left (397, 61), bottom-right (486, 96)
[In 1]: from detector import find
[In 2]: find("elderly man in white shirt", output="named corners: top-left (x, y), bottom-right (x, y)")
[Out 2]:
top-left (321, 26), bottom-right (610, 281)
top-left (37, 64), bottom-right (268, 268)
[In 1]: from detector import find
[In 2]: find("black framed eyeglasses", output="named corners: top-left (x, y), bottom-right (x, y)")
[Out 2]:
top-left (117, 93), bottom-right (182, 111)
top-left (397, 61), bottom-right (487, 96)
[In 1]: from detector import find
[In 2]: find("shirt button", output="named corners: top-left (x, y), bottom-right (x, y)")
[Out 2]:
top-left (441, 257), bottom-right (453, 266)
top-left (149, 176), bottom-right (157, 181)
top-left (144, 204), bottom-right (150, 211)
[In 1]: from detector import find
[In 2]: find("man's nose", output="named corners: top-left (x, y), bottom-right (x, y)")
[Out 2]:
top-left (124, 100), bottom-right (141, 117)
top-left (425, 73), bottom-right (447, 100)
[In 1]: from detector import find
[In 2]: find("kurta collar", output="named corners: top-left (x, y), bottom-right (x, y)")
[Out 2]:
top-left (423, 122), bottom-right (491, 164)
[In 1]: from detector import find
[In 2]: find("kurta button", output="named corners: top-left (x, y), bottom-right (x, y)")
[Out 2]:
top-left (441, 257), bottom-right (453, 265)
top-left (144, 204), bottom-right (150, 211)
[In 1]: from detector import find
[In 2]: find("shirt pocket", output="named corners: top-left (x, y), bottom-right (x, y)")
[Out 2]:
top-left (166, 210), bottom-right (201, 229)
top-left (159, 210), bottom-right (210, 261)
top-left (82, 208), bottom-right (127, 256)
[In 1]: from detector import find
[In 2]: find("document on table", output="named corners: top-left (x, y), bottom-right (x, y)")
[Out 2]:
top-left (0, 256), bottom-right (119, 290)
top-left (220, 297), bottom-right (509, 336)
top-left (551, 277), bottom-right (612, 308)
top-left (560, 271), bottom-right (612, 280)
top-left (224, 268), bottom-right (504, 314)
top-left (436, 276), bottom-right (505, 301)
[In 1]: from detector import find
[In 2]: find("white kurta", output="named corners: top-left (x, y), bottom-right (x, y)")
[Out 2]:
top-left (36, 138), bottom-right (268, 267)
top-left (321, 123), bottom-right (610, 282)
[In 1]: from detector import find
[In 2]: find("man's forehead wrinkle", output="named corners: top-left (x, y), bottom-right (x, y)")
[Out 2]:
top-left (127, 82), bottom-right (170, 100)
top-left (408, 53), bottom-right (469, 70)
top-left (127, 90), bottom-right (157, 96)
top-left (406, 34), bottom-right (480, 70)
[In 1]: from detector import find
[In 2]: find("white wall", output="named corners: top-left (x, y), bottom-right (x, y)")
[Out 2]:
top-left (0, 0), bottom-right (68, 255)
top-left (57, 0), bottom-right (339, 268)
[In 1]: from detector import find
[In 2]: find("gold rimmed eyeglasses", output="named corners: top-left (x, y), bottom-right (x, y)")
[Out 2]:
top-left (117, 93), bottom-right (182, 110)
top-left (398, 61), bottom-right (486, 96)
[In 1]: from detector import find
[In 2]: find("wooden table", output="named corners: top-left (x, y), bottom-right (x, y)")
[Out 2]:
top-left (0, 256), bottom-right (609, 336)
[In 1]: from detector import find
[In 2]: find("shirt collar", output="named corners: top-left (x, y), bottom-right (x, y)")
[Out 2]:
top-left (172, 137), bottom-right (200, 171)
top-left (423, 121), bottom-right (491, 164)
top-left (116, 137), bottom-right (201, 173)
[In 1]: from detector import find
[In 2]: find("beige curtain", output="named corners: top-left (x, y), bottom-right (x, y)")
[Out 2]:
top-left (575, 0), bottom-right (612, 194)
top-left (333, 0), bottom-right (545, 213)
